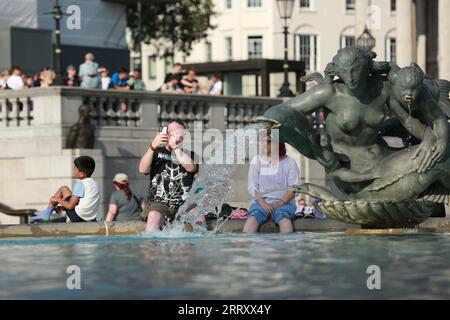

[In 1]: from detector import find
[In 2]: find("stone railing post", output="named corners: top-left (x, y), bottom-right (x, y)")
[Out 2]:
top-left (140, 95), bottom-right (161, 128)
top-left (208, 101), bottom-right (227, 131)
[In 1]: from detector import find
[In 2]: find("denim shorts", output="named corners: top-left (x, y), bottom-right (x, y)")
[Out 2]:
top-left (248, 202), bottom-right (297, 225)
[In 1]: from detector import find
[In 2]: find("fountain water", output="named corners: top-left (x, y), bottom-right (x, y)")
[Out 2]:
top-left (174, 123), bottom-right (268, 233)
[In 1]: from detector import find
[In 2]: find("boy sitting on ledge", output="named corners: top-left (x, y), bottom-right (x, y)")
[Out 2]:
top-left (31, 156), bottom-right (100, 223)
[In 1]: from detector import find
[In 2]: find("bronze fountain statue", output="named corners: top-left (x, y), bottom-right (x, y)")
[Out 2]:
top-left (66, 104), bottom-right (95, 149)
top-left (260, 47), bottom-right (450, 228)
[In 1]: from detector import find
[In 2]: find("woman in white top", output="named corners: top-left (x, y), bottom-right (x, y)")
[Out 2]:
top-left (243, 136), bottom-right (300, 233)
top-left (208, 73), bottom-right (223, 96)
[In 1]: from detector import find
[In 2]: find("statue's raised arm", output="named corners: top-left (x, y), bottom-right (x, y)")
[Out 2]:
top-left (284, 82), bottom-right (333, 115)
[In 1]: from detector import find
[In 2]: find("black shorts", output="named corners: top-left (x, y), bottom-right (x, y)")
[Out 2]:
top-left (66, 209), bottom-right (93, 222)
top-left (140, 202), bottom-right (177, 222)
top-left (64, 196), bottom-right (95, 223)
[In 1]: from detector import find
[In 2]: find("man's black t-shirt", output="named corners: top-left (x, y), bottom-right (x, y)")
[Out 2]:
top-left (164, 72), bottom-right (184, 89)
top-left (147, 146), bottom-right (197, 210)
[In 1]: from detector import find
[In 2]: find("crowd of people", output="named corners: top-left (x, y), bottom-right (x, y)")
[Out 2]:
top-left (160, 63), bottom-right (223, 96)
top-left (31, 119), bottom-right (324, 233)
top-left (0, 53), bottom-right (222, 96)
top-left (0, 65), bottom-right (57, 90)
top-left (0, 53), bottom-right (146, 91)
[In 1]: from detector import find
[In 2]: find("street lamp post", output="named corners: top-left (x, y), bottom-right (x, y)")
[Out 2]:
top-left (276, 0), bottom-right (295, 97)
top-left (356, 25), bottom-right (376, 52)
top-left (136, 0), bottom-right (142, 71)
top-left (51, 0), bottom-right (64, 85)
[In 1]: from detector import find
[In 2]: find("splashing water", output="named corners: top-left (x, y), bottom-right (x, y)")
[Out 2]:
top-left (174, 123), bottom-right (268, 233)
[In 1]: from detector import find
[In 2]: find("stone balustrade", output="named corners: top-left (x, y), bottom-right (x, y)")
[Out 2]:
top-left (0, 95), bottom-right (34, 127)
top-left (0, 87), bottom-right (282, 130)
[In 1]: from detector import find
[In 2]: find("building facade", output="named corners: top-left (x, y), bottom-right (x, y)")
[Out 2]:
top-left (140, 0), bottom-right (450, 96)
top-left (0, 0), bottom-right (129, 74)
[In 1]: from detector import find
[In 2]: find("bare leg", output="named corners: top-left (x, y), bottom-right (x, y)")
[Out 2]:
top-left (188, 208), bottom-right (206, 226)
top-left (278, 218), bottom-right (294, 233)
top-left (50, 186), bottom-right (72, 206)
top-left (243, 216), bottom-right (259, 234)
top-left (195, 213), bottom-right (206, 226)
top-left (145, 211), bottom-right (163, 233)
top-left (32, 186), bottom-right (72, 222)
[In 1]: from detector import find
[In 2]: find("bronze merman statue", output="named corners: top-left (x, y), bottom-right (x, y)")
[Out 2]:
top-left (260, 46), bottom-right (450, 228)
top-left (66, 104), bottom-right (95, 149)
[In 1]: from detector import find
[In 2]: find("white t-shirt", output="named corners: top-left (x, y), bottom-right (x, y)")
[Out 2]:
top-left (6, 75), bottom-right (24, 90)
top-left (248, 155), bottom-right (300, 204)
top-left (209, 80), bottom-right (223, 95)
top-left (72, 178), bottom-right (100, 221)
top-left (101, 77), bottom-right (111, 90)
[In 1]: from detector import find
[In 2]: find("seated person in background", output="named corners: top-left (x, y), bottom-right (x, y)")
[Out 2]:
top-left (296, 198), bottom-right (307, 214)
top-left (6, 65), bottom-right (24, 90)
top-left (79, 52), bottom-right (100, 89)
top-left (128, 69), bottom-right (146, 91)
top-left (161, 74), bottom-right (184, 94)
top-left (111, 67), bottom-right (130, 90)
top-left (105, 173), bottom-right (145, 222)
top-left (32, 70), bottom-right (43, 87)
top-left (31, 156), bottom-right (100, 223)
top-left (295, 198), bottom-right (326, 219)
top-left (22, 75), bottom-right (35, 88)
top-left (182, 68), bottom-right (200, 94)
top-left (243, 136), bottom-right (300, 234)
top-left (164, 62), bottom-right (184, 90)
top-left (40, 68), bottom-right (56, 87)
top-left (208, 73), bottom-right (223, 96)
top-left (0, 69), bottom-right (10, 89)
top-left (99, 67), bottom-right (112, 89)
top-left (139, 120), bottom-right (204, 232)
top-left (295, 198), bottom-right (315, 219)
top-left (63, 65), bottom-right (81, 87)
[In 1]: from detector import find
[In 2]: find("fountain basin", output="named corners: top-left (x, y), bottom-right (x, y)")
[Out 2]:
top-left (0, 219), bottom-right (359, 238)
top-left (315, 200), bottom-right (435, 228)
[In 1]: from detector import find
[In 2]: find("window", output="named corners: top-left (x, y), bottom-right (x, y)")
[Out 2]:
top-left (248, 36), bottom-right (263, 59)
top-left (164, 55), bottom-right (173, 75)
top-left (386, 38), bottom-right (396, 63)
top-left (346, 0), bottom-right (355, 11)
top-left (391, 0), bottom-right (396, 12)
top-left (148, 56), bottom-right (157, 80)
top-left (206, 41), bottom-right (212, 62)
top-left (340, 35), bottom-right (355, 48)
top-left (300, 0), bottom-right (310, 9)
top-left (225, 0), bottom-right (232, 9)
top-left (132, 57), bottom-right (141, 71)
top-left (296, 34), bottom-right (317, 72)
top-left (226, 37), bottom-right (233, 61)
top-left (247, 0), bottom-right (262, 8)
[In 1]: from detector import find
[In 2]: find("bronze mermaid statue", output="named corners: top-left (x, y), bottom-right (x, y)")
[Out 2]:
top-left (260, 47), bottom-right (450, 227)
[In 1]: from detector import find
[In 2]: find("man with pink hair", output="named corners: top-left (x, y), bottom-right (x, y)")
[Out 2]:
top-left (139, 120), bottom-right (204, 232)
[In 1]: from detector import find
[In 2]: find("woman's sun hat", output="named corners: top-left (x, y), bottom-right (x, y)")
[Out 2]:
top-left (113, 173), bottom-right (128, 183)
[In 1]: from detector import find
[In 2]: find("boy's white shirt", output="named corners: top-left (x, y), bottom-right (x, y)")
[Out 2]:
top-left (73, 178), bottom-right (100, 221)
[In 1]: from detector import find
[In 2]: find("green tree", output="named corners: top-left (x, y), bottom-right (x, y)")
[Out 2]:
top-left (126, 0), bottom-right (215, 57)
